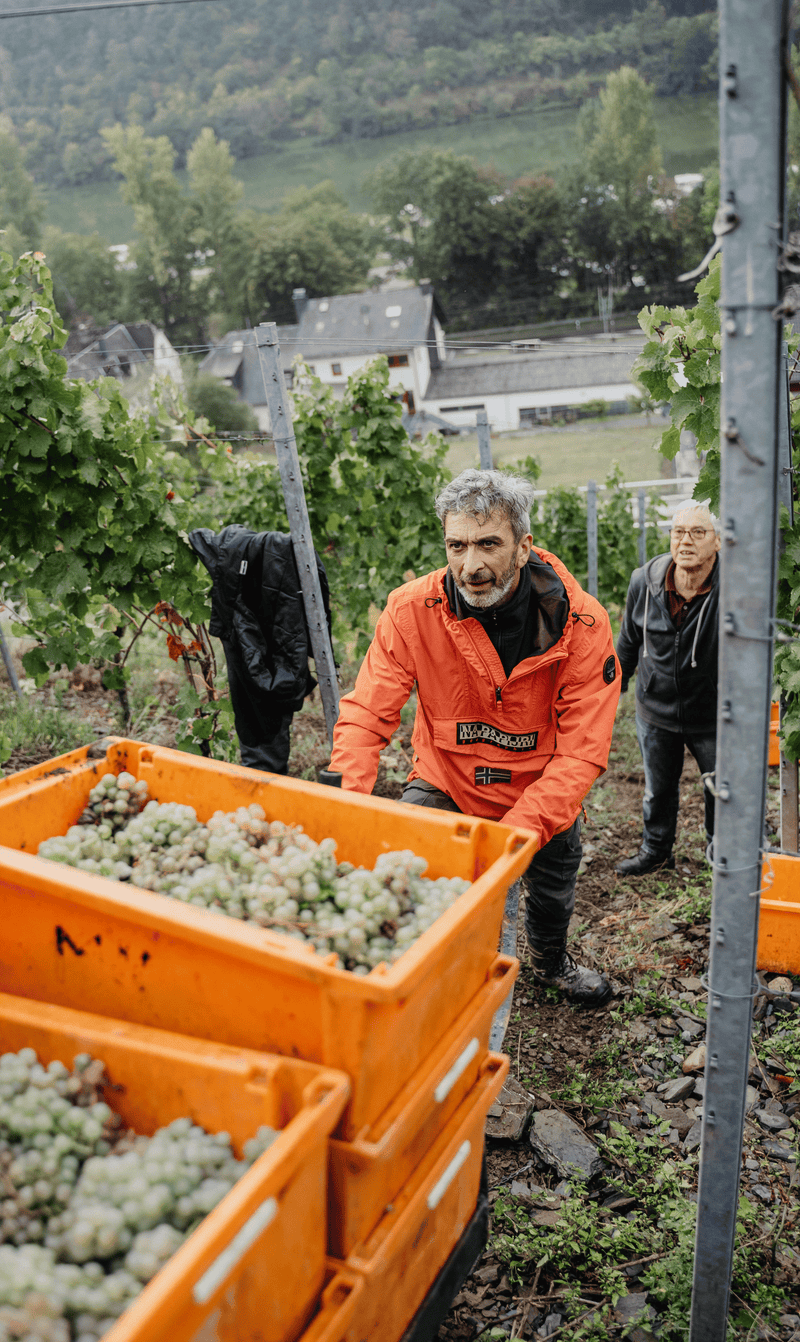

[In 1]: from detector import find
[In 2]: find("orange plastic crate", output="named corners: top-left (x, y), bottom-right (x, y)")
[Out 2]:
top-left (0, 740), bottom-right (534, 1139)
top-left (296, 1267), bottom-right (364, 1342)
top-left (327, 954), bottom-right (516, 1257)
top-left (333, 1054), bottom-right (508, 1342)
top-left (769, 701), bottom-right (780, 767)
top-left (758, 852), bottom-right (800, 975)
top-left (0, 991), bottom-right (349, 1342)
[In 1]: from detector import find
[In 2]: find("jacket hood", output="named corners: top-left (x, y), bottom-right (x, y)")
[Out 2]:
top-left (442, 551), bottom-right (571, 657)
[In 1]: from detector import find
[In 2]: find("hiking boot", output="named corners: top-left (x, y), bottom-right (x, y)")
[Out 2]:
top-left (529, 939), bottom-right (611, 1008)
top-left (615, 848), bottom-right (675, 878)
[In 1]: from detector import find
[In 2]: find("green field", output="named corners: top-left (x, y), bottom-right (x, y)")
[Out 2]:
top-left (446, 416), bottom-right (671, 491)
top-left (43, 94), bottom-right (718, 243)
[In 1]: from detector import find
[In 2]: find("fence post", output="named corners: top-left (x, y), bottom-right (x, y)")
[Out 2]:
top-left (0, 624), bottom-right (22, 701)
top-left (476, 410), bottom-right (493, 469)
top-left (637, 487), bottom-right (647, 567)
top-left (689, 0), bottom-right (785, 1335)
top-left (778, 345), bottom-right (798, 852)
top-left (255, 325), bottom-right (340, 747)
top-left (586, 480), bottom-right (598, 598)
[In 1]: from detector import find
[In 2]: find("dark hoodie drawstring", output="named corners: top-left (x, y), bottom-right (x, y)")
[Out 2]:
top-left (642, 586), bottom-right (650, 660)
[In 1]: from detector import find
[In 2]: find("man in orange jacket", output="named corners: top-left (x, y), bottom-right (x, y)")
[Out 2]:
top-left (330, 469), bottom-right (621, 1006)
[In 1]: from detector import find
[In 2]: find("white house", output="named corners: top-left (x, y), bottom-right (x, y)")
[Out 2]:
top-left (200, 284), bottom-right (447, 429)
top-left (418, 345), bottom-right (641, 433)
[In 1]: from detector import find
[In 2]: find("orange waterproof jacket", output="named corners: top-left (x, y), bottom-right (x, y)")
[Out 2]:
top-left (330, 549), bottom-right (621, 846)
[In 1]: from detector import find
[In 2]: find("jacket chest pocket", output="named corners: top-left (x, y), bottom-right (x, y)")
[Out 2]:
top-left (432, 715), bottom-right (556, 760)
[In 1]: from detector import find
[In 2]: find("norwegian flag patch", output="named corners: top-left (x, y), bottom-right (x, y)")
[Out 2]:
top-left (475, 767), bottom-right (513, 785)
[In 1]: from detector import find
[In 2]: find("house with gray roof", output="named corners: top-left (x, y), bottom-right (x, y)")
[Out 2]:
top-left (65, 322), bottom-right (181, 385)
top-left (199, 283), bottom-right (446, 428)
top-left (419, 344), bottom-right (641, 432)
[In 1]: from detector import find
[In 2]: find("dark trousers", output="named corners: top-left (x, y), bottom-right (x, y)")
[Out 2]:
top-left (636, 713), bottom-right (716, 859)
top-left (222, 641), bottom-right (294, 774)
top-left (400, 779), bottom-right (582, 944)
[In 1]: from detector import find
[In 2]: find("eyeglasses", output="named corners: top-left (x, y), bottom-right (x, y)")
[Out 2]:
top-left (670, 527), bottom-right (712, 541)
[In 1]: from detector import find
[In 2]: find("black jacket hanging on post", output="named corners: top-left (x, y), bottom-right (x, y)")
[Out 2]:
top-left (189, 525), bottom-right (331, 767)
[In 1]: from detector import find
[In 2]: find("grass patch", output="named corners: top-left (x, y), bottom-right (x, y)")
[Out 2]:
top-left (446, 416), bottom-right (669, 492)
top-left (0, 690), bottom-right (97, 773)
top-left (45, 95), bottom-right (717, 241)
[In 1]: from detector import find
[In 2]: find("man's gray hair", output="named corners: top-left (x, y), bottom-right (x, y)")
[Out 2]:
top-left (434, 469), bottom-right (534, 543)
top-left (672, 501), bottom-right (720, 535)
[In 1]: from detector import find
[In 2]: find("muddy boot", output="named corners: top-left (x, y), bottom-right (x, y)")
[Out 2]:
top-left (529, 936), bottom-right (611, 1008)
top-left (615, 847), bottom-right (675, 878)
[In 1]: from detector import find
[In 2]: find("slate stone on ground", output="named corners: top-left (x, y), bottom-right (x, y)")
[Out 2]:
top-left (641, 1094), bottom-right (695, 1137)
top-left (612, 1293), bottom-right (655, 1327)
top-left (762, 1139), bottom-right (794, 1161)
top-left (485, 1074), bottom-right (536, 1141)
top-left (745, 1085), bottom-right (760, 1113)
top-left (756, 1109), bottom-right (791, 1132)
top-left (683, 1119), bottom-right (703, 1153)
top-left (529, 1109), bottom-right (603, 1182)
top-left (682, 1044), bottom-right (706, 1073)
top-left (660, 1076), bottom-right (695, 1103)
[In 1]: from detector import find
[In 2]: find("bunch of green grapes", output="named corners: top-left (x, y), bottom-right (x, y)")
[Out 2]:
top-left (38, 775), bottom-right (472, 974)
top-left (0, 1049), bottom-right (278, 1341)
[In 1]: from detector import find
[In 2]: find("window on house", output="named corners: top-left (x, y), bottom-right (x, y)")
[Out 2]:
top-left (402, 390), bottom-right (415, 413)
top-left (440, 404), bottom-right (485, 413)
top-left (387, 354), bottom-right (409, 367)
top-left (331, 362), bottom-right (342, 376)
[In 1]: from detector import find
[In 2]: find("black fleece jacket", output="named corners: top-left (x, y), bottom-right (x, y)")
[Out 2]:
top-left (616, 552), bottom-right (719, 734)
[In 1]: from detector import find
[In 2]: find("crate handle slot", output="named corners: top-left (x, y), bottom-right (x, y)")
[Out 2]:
top-left (192, 1196), bottom-right (278, 1304)
top-left (427, 1140), bottom-right (471, 1209)
top-left (433, 1038), bottom-right (479, 1104)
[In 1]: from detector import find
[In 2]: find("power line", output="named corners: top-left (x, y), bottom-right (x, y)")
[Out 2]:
top-left (0, 0), bottom-right (227, 19)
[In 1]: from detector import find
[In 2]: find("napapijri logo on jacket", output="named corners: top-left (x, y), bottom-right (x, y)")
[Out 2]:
top-left (456, 721), bottom-right (539, 751)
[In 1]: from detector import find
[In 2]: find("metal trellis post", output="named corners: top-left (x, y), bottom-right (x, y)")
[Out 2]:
top-left (255, 325), bottom-right (340, 746)
top-left (476, 410), bottom-right (493, 469)
top-left (0, 625), bottom-right (22, 701)
top-left (586, 480), bottom-right (598, 598)
top-left (778, 345), bottom-right (798, 851)
top-left (689, 1), bottom-right (785, 1336)
top-left (637, 487), bottom-right (647, 567)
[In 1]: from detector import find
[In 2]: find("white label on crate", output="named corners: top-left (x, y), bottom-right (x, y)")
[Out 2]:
top-left (427, 1140), bottom-right (472, 1210)
top-left (434, 1038), bottom-right (480, 1104)
top-left (192, 1197), bottom-right (278, 1305)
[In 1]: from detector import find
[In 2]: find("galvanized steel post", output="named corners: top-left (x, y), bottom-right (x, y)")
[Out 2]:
top-left (476, 410), bottom-right (493, 469)
top-left (586, 480), bottom-right (598, 598)
top-left (778, 347), bottom-right (798, 851)
top-left (689, 1), bottom-right (785, 1336)
top-left (638, 487), bottom-right (647, 568)
top-left (255, 325), bottom-right (340, 746)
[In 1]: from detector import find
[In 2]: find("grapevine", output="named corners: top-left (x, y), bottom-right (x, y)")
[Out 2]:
top-left (632, 255), bottom-right (800, 759)
top-left (0, 1045), bottom-right (277, 1342)
top-left (37, 773), bottom-right (471, 974)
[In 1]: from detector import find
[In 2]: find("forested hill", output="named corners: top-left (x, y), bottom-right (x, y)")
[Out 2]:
top-left (0, 0), bottom-right (716, 189)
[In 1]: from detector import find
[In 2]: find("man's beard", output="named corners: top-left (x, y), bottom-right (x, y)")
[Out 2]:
top-left (454, 558), bottom-right (518, 609)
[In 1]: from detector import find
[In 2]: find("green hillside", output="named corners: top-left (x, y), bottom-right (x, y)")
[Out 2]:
top-left (45, 93), bottom-right (718, 243)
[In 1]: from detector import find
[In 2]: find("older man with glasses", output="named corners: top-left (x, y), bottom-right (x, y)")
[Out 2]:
top-left (615, 503), bottom-right (721, 877)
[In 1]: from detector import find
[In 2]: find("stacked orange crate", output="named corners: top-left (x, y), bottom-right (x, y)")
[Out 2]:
top-left (0, 741), bottom-right (529, 1337)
